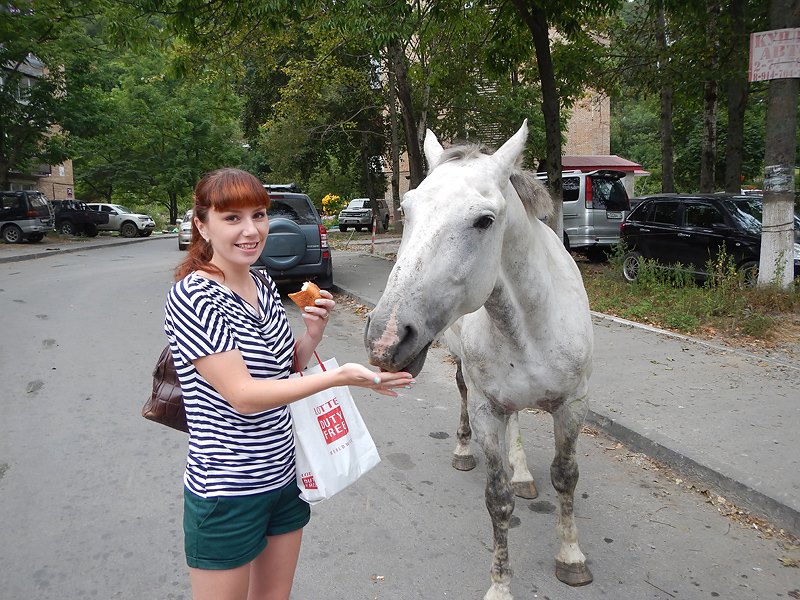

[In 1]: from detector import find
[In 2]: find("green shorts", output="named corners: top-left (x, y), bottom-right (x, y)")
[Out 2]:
top-left (184, 481), bottom-right (311, 570)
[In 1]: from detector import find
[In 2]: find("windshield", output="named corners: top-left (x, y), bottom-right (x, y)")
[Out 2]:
top-left (112, 204), bottom-right (132, 214)
top-left (347, 199), bottom-right (370, 210)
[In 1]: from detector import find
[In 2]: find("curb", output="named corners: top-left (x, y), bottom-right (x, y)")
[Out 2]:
top-left (0, 234), bottom-right (177, 264)
top-left (332, 280), bottom-right (800, 536)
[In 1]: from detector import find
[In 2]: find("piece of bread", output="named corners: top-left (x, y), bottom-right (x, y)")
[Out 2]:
top-left (288, 281), bottom-right (322, 309)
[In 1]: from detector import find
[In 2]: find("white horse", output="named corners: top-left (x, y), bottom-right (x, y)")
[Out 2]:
top-left (365, 121), bottom-right (594, 599)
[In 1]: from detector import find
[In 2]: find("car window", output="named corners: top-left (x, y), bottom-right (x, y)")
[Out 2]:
top-left (269, 197), bottom-right (318, 225)
top-left (723, 199), bottom-right (762, 235)
top-left (30, 194), bottom-right (48, 209)
top-left (114, 205), bottom-right (132, 214)
top-left (591, 177), bottom-right (628, 211)
top-left (563, 178), bottom-right (580, 202)
top-left (650, 201), bottom-right (680, 225)
top-left (684, 203), bottom-right (725, 228)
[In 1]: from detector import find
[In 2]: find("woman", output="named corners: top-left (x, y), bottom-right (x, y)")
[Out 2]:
top-left (165, 168), bottom-right (414, 600)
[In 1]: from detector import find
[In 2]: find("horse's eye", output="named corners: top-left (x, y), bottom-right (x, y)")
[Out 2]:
top-left (473, 215), bottom-right (494, 230)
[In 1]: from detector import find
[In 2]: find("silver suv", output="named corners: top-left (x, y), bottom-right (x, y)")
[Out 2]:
top-left (338, 198), bottom-right (390, 232)
top-left (538, 170), bottom-right (630, 260)
top-left (86, 203), bottom-right (156, 237)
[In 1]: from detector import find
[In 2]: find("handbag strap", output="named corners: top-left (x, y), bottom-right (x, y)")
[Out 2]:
top-left (295, 349), bottom-right (324, 376)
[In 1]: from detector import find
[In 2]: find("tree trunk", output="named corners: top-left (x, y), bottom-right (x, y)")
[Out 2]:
top-left (699, 78), bottom-right (718, 192)
top-left (388, 56), bottom-right (403, 234)
top-left (758, 0), bottom-right (799, 288)
top-left (513, 0), bottom-right (563, 240)
top-left (699, 2), bottom-right (720, 193)
top-left (389, 39), bottom-right (424, 190)
top-left (655, 4), bottom-right (675, 193)
top-left (723, 0), bottom-right (748, 193)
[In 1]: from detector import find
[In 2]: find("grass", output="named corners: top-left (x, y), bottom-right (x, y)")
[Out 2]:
top-left (580, 246), bottom-right (800, 347)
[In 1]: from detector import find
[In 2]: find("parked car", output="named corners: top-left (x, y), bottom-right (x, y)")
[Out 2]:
top-left (178, 209), bottom-right (192, 250)
top-left (620, 193), bottom-right (800, 285)
top-left (338, 198), bottom-right (390, 232)
top-left (85, 203), bottom-right (156, 238)
top-left (537, 169), bottom-right (631, 260)
top-left (253, 188), bottom-right (333, 289)
top-left (0, 190), bottom-right (53, 243)
top-left (51, 200), bottom-right (109, 237)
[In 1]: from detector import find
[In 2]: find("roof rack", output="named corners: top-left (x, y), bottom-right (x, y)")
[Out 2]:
top-left (263, 183), bottom-right (303, 193)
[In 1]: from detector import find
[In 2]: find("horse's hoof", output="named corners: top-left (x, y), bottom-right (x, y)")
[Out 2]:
top-left (452, 454), bottom-right (477, 471)
top-left (512, 480), bottom-right (538, 499)
top-left (555, 560), bottom-right (593, 586)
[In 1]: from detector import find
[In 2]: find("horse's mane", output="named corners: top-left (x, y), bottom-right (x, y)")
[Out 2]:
top-left (436, 143), bottom-right (554, 221)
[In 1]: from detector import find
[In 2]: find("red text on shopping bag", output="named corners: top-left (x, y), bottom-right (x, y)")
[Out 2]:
top-left (300, 472), bottom-right (317, 490)
top-left (314, 397), bottom-right (349, 444)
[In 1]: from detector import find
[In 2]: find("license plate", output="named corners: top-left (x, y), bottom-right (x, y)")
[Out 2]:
top-left (607, 211), bottom-right (623, 219)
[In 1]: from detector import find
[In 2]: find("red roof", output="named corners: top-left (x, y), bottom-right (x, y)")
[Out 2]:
top-left (562, 155), bottom-right (644, 174)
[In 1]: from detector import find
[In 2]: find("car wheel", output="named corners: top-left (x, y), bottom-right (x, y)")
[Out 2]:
top-left (339, 224), bottom-right (348, 232)
top-left (26, 233), bottom-right (45, 243)
top-left (178, 242), bottom-right (188, 251)
top-left (2, 224), bottom-right (23, 244)
top-left (120, 222), bottom-right (138, 238)
top-left (563, 232), bottom-right (571, 252)
top-left (382, 216), bottom-right (389, 231)
top-left (139, 230), bottom-right (152, 237)
top-left (622, 251), bottom-right (642, 283)
top-left (738, 260), bottom-right (759, 287)
top-left (83, 224), bottom-right (98, 237)
top-left (58, 220), bottom-right (76, 236)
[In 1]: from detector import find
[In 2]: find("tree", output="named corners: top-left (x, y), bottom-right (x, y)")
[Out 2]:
top-left (0, 3), bottom-right (93, 187)
top-left (65, 44), bottom-right (245, 223)
top-left (510, 0), bottom-right (622, 237)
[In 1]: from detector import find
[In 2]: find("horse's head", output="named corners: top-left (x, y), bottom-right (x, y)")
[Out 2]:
top-left (365, 121), bottom-right (534, 375)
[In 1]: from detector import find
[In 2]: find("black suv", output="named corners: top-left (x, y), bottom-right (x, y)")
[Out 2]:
top-left (620, 193), bottom-right (800, 285)
top-left (253, 187), bottom-right (333, 289)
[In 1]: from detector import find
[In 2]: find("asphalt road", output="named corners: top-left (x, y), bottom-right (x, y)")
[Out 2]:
top-left (0, 237), bottom-right (797, 600)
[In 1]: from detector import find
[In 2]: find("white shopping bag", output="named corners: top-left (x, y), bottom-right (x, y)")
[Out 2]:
top-left (289, 357), bottom-right (381, 505)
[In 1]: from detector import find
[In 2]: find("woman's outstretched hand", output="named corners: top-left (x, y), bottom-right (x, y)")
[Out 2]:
top-left (338, 363), bottom-right (416, 397)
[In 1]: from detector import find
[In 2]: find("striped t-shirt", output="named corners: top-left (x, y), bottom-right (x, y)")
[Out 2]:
top-left (164, 271), bottom-right (296, 498)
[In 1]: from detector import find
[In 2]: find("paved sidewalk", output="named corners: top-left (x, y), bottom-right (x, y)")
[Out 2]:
top-left (4, 236), bottom-right (798, 536)
top-left (331, 250), bottom-right (800, 536)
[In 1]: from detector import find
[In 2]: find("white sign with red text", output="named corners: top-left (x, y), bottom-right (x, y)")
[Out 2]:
top-left (749, 28), bottom-right (800, 82)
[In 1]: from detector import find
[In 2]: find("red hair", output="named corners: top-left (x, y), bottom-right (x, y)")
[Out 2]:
top-left (175, 168), bottom-right (271, 280)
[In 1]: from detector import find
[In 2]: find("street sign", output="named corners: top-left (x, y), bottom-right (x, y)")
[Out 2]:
top-left (748, 28), bottom-right (800, 82)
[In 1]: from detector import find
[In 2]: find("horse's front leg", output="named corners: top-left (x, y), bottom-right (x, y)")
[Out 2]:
top-left (452, 358), bottom-right (477, 471)
top-left (506, 412), bottom-right (537, 499)
top-left (551, 397), bottom-right (593, 586)
top-left (471, 402), bottom-right (515, 600)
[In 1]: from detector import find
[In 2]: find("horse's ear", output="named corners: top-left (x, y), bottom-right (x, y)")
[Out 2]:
top-left (424, 129), bottom-right (444, 169)
top-left (492, 119), bottom-right (528, 175)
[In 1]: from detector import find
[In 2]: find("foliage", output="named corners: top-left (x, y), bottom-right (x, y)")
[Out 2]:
top-left (592, 246), bottom-right (799, 341)
top-left (63, 40), bottom-right (245, 222)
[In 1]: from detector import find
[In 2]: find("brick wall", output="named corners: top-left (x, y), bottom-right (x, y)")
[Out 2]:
top-left (36, 160), bottom-right (75, 200)
top-left (564, 92), bottom-right (610, 156)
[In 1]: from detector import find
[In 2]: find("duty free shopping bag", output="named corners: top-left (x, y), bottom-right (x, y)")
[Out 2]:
top-left (289, 356), bottom-right (381, 505)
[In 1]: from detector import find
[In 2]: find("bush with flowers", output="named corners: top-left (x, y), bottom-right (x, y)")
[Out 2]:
top-left (321, 193), bottom-right (348, 223)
